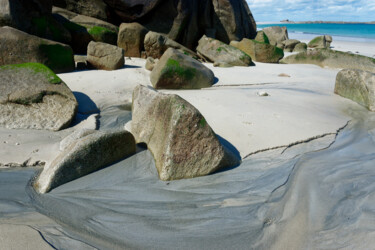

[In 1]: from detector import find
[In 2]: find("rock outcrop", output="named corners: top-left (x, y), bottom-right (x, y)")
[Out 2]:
top-left (117, 23), bottom-right (148, 57)
top-left (308, 35), bottom-right (332, 49)
top-left (150, 48), bottom-right (215, 89)
top-left (144, 31), bottom-right (198, 59)
top-left (262, 26), bottom-right (289, 47)
top-left (0, 26), bottom-right (75, 73)
top-left (87, 41), bottom-right (125, 70)
top-left (34, 129), bottom-right (136, 193)
top-left (335, 69), bottom-right (375, 111)
top-left (104, 0), bottom-right (257, 49)
top-left (280, 49), bottom-right (375, 73)
top-left (293, 42), bottom-right (307, 52)
top-left (0, 63), bottom-right (77, 130)
top-left (52, 0), bottom-right (110, 21)
top-left (197, 35), bottom-right (253, 66)
top-left (0, 0), bottom-right (71, 44)
top-left (131, 85), bottom-right (240, 181)
top-left (234, 38), bottom-right (284, 63)
top-left (254, 30), bottom-right (270, 44)
top-left (282, 39), bottom-right (300, 52)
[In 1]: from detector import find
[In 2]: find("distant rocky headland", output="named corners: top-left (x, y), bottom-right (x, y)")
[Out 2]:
top-left (280, 19), bottom-right (375, 24)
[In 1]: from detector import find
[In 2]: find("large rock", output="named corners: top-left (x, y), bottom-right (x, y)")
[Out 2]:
top-left (255, 30), bottom-right (269, 44)
top-left (87, 41), bottom-right (125, 70)
top-left (335, 69), bottom-right (375, 111)
top-left (144, 31), bottom-right (198, 59)
top-left (0, 0), bottom-right (71, 44)
top-left (308, 35), bottom-right (331, 49)
top-left (235, 38), bottom-right (284, 63)
top-left (262, 26), bottom-right (289, 46)
top-left (52, 10), bottom-right (93, 54)
top-left (0, 62), bottom-right (77, 130)
top-left (70, 14), bottom-right (119, 45)
top-left (150, 48), bottom-right (215, 89)
top-left (104, 0), bottom-right (256, 49)
top-left (117, 22), bottom-right (148, 57)
top-left (280, 49), bottom-right (375, 73)
top-left (293, 42), bottom-right (307, 52)
top-left (52, 0), bottom-right (110, 21)
top-left (282, 39), bottom-right (300, 52)
top-left (33, 129), bottom-right (136, 193)
top-left (197, 35), bottom-right (253, 66)
top-left (131, 85), bottom-right (240, 181)
top-left (0, 26), bottom-right (75, 73)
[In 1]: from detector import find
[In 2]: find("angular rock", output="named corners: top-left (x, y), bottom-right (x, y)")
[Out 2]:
top-left (197, 35), bottom-right (253, 66)
top-left (282, 39), bottom-right (300, 52)
top-left (335, 69), bottom-right (375, 111)
top-left (145, 57), bottom-right (158, 71)
top-left (70, 14), bottom-right (119, 45)
top-left (235, 38), bottom-right (284, 63)
top-left (52, 0), bottom-right (109, 21)
top-left (0, 62), bottom-right (77, 130)
top-left (33, 129), bottom-right (136, 193)
top-left (117, 23), bottom-right (148, 57)
top-left (325, 35), bottom-right (333, 46)
top-left (0, 26), bottom-right (74, 73)
top-left (308, 35), bottom-right (330, 49)
top-left (87, 41), bottom-right (125, 70)
top-left (0, 0), bottom-right (71, 44)
top-left (131, 85), bottom-right (240, 181)
top-left (280, 49), bottom-right (375, 73)
top-left (293, 42), bottom-right (307, 52)
top-left (104, 0), bottom-right (257, 49)
top-left (144, 31), bottom-right (198, 59)
top-left (262, 26), bottom-right (289, 46)
top-left (150, 48), bottom-right (215, 89)
top-left (255, 30), bottom-right (270, 44)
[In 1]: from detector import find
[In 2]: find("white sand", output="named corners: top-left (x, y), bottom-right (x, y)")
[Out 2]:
top-left (0, 34), bottom-right (374, 249)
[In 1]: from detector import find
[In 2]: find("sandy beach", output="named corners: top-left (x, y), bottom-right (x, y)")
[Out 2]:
top-left (1, 32), bottom-right (375, 249)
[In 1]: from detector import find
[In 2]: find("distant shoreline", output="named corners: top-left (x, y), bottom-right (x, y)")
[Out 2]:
top-left (279, 20), bottom-right (375, 25)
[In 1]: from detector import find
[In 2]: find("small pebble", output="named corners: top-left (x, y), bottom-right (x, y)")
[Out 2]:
top-left (15, 142), bottom-right (20, 146)
top-left (3, 141), bottom-right (7, 144)
top-left (278, 73), bottom-right (291, 77)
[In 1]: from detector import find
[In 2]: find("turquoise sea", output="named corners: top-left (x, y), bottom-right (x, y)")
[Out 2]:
top-left (257, 23), bottom-right (375, 41)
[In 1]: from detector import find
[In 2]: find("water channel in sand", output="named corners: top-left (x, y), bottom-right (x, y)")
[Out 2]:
top-left (0, 105), bottom-right (366, 249)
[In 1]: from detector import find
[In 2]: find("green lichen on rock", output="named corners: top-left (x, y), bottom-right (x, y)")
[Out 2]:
top-left (31, 16), bottom-right (68, 43)
top-left (0, 63), bottom-right (61, 84)
top-left (162, 58), bottom-right (196, 81)
top-left (199, 117), bottom-right (206, 127)
top-left (39, 44), bottom-right (74, 72)
top-left (88, 26), bottom-right (117, 44)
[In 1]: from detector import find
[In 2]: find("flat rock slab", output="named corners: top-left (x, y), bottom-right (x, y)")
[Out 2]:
top-left (34, 129), bottom-right (136, 193)
top-left (0, 63), bottom-right (77, 131)
top-left (280, 49), bottom-right (375, 73)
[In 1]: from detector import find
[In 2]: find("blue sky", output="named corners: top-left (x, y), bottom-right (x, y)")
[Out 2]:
top-left (246, 0), bottom-right (375, 22)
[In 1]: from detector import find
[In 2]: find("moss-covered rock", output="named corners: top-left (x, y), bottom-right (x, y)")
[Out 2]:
top-left (335, 69), bottom-right (375, 111)
top-left (308, 35), bottom-right (331, 49)
top-left (262, 26), bottom-right (289, 46)
top-left (150, 48), bottom-right (214, 89)
top-left (280, 49), bottom-right (375, 73)
top-left (197, 35), bottom-right (253, 66)
top-left (0, 26), bottom-right (74, 73)
top-left (282, 39), bottom-right (300, 52)
top-left (293, 42), bottom-right (307, 52)
top-left (255, 31), bottom-right (270, 44)
top-left (235, 38), bottom-right (284, 63)
top-left (0, 62), bottom-right (77, 130)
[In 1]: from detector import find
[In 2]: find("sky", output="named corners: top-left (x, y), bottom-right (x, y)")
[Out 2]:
top-left (246, 0), bottom-right (375, 22)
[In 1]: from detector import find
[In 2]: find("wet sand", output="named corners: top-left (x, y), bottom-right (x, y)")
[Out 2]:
top-left (1, 35), bottom-right (375, 249)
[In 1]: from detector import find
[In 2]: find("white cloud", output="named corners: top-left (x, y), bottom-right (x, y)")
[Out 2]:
top-left (246, 0), bottom-right (375, 22)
